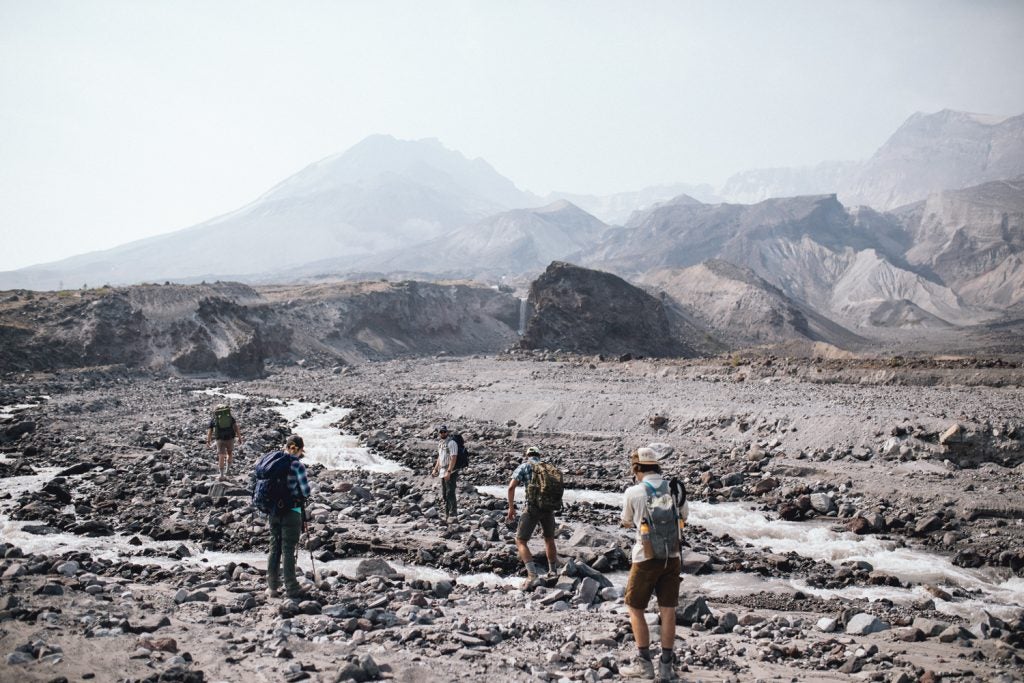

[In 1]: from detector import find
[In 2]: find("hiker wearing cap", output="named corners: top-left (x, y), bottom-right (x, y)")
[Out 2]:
top-left (506, 446), bottom-right (563, 587)
top-left (256, 434), bottom-right (312, 599)
top-left (206, 404), bottom-right (243, 481)
top-left (620, 447), bottom-right (688, 680)
top-left (430, 425), bottom-right (460, 521)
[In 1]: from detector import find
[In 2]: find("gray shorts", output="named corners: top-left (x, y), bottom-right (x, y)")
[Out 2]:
top-left (517, 507), bottom-right (556, 541)
top-left (215, 438), bottom-right (235, 455)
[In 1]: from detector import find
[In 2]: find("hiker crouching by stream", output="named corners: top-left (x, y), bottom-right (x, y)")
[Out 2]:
top-left (506, 445), bottom-right (563, 588)
top-left (620, 447), bottom-right (688, 681)
top-left (253, 435), bottom-right (312, 600)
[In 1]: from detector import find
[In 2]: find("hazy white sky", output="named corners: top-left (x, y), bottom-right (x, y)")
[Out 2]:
top-left (1, 0), bottom-right (1023, 271)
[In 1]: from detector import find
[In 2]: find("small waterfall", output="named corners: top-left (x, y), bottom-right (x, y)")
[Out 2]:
top-left (518, 297), bottom-right (528, 336)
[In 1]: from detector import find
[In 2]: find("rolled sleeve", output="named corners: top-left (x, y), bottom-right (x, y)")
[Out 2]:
top-left (512, 462), bottom-right (531, 487)
top-left (621, 496), bottom-right (637, 526)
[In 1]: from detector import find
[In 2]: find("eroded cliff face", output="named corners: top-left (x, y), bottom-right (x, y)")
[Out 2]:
top-left (643, 260), bottom-right (865, 349)
top-left (897, 178), bottom-right (1024, 305)
top-left (261, 280), bottom-right (520, 364)
top-left (0, 280), bottom-right (519, 377)
top-left (519, 261), bottom-right (696, 358)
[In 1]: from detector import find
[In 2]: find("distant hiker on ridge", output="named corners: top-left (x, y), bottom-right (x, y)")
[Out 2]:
top-left (619, 447), bottom-right (688, 681)
top-left (207, 404), bottom-right (242, 480)
top-left (506, 445), bottom-right (564, 588)
top-left (252, 435), bottom-right (312, 600)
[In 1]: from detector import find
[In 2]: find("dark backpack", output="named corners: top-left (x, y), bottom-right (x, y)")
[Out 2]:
top-left (450, 433), bottom-right (469, 470)
top-left (526, 461), bottom-right (564, 512)
top-left (213, 407), bottom-right (235, 440)
top-left (642, 479), bottom-right (682, 560)
top-left (252, 450), bottom-right (300, 515)
top-left (669, 477), bottom-right (687, 508)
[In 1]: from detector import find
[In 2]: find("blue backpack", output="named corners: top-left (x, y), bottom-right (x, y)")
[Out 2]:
top-left (252, 450), bottom-right (300, 515)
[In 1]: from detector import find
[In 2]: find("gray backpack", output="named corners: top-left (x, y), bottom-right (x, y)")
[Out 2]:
top-left (642, 479), bottom-right (681, 559)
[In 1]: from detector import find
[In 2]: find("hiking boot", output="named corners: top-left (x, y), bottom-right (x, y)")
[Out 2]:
top-left (265, 587), bottom-right (280, 599)
top-left (656, 657), bottom-right (677, 682)
top-left (547, 562), bottom-right (561, 576)
top-left (283, 582), bottom-right (306, 598)
top-left (620, 656), bottom-right (655, 679)
top-left (522, 561), bottom-right (541, 588)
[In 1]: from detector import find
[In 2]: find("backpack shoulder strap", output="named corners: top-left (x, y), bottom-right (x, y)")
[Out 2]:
top-left (642, 479), bottom-right (665, 496)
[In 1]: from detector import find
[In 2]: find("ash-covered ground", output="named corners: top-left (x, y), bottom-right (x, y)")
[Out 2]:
top-left (1, 353), bottom-right (1023, 683)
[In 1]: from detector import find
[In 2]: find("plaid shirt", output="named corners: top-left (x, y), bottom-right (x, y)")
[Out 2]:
top-left (287, 458), bottom-right (311, 504)
top-left (512, 457), bottom-right (541, 487)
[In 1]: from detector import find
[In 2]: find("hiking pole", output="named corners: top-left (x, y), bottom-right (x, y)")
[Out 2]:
top-left (302, 510), bottom-right (319, 584)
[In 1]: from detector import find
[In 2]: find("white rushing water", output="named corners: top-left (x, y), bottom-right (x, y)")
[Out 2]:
top-left (191, 389), bottom-right (407, 473)
top-left (0, 395), bottom-right (50, 421)
top-left (0, 392), bottom-right (408, 573)
top-left (271, 401), bottom-right (409, 474)
top-left (191, 387), bottom-right (254, 402)
top-left (0, 468), bottom-right (199, 566)
top-left (478, 484), bottom-right (1024, 619)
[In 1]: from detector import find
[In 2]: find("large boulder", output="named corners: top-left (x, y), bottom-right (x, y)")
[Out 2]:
top-left (342, 558), bottom-right (400, 581)
top-left (520, 262), bottom-right (695, 358)
top-left (845, 613), bottom-right (889, 635)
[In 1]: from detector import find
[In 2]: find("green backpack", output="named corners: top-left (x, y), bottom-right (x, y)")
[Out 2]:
top-left (213, 406), bottom-right (234, 438)
top-left (526, 461), bottom-right (564, 512)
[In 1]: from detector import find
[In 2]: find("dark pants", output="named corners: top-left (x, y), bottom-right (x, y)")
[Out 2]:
top-left (267, 509), bottom-right (302, 593)
top-left (441, 471), bottom-right (459, 517)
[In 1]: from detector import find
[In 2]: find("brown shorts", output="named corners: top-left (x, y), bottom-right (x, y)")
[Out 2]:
top-left (625, 556), bottom-right (681, 609)
top-left (215, 438), bottom-right (235, 455)
top-left (516, 507), bottom-right (556, 541)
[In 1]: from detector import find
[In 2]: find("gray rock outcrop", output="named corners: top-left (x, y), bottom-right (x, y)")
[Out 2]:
top-left (519, 261), bottom-right (696, 358)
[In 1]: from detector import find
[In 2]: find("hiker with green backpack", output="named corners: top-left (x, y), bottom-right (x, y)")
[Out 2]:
top-left (505, 445), bottom-right (564, 588)
top-left (206, 404), bottom-right (243, 481)
top-left (619, 446), bottom-right (689, 681)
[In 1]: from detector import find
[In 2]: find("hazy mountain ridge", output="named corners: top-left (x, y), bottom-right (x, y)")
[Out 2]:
top-left (0, 135), bottom-right (540, 290)
top-left (332, 200), bottom-right (611, 280)
top-left (719, 110), bottom-right (1024, 211)
top-left (580, 190), bottom-right (1005, 332)
top-left (846, 111), bottom-right (1024, 210)
top-left (2, 115), bottom-right (1024, 353)
top-left (259, 135), bottom-right (536, 209)
top-left (547, 183), bottom-right (721, 225)
top-left (719, 161), bottom-right (861, 206)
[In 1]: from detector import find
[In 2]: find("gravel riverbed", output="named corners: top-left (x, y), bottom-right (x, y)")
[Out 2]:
top-left (1, 353), bottom-right (1022, 682)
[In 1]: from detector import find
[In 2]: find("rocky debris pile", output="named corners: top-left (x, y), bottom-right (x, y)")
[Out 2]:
top-left (520, 261), bottom-right (696, 358)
